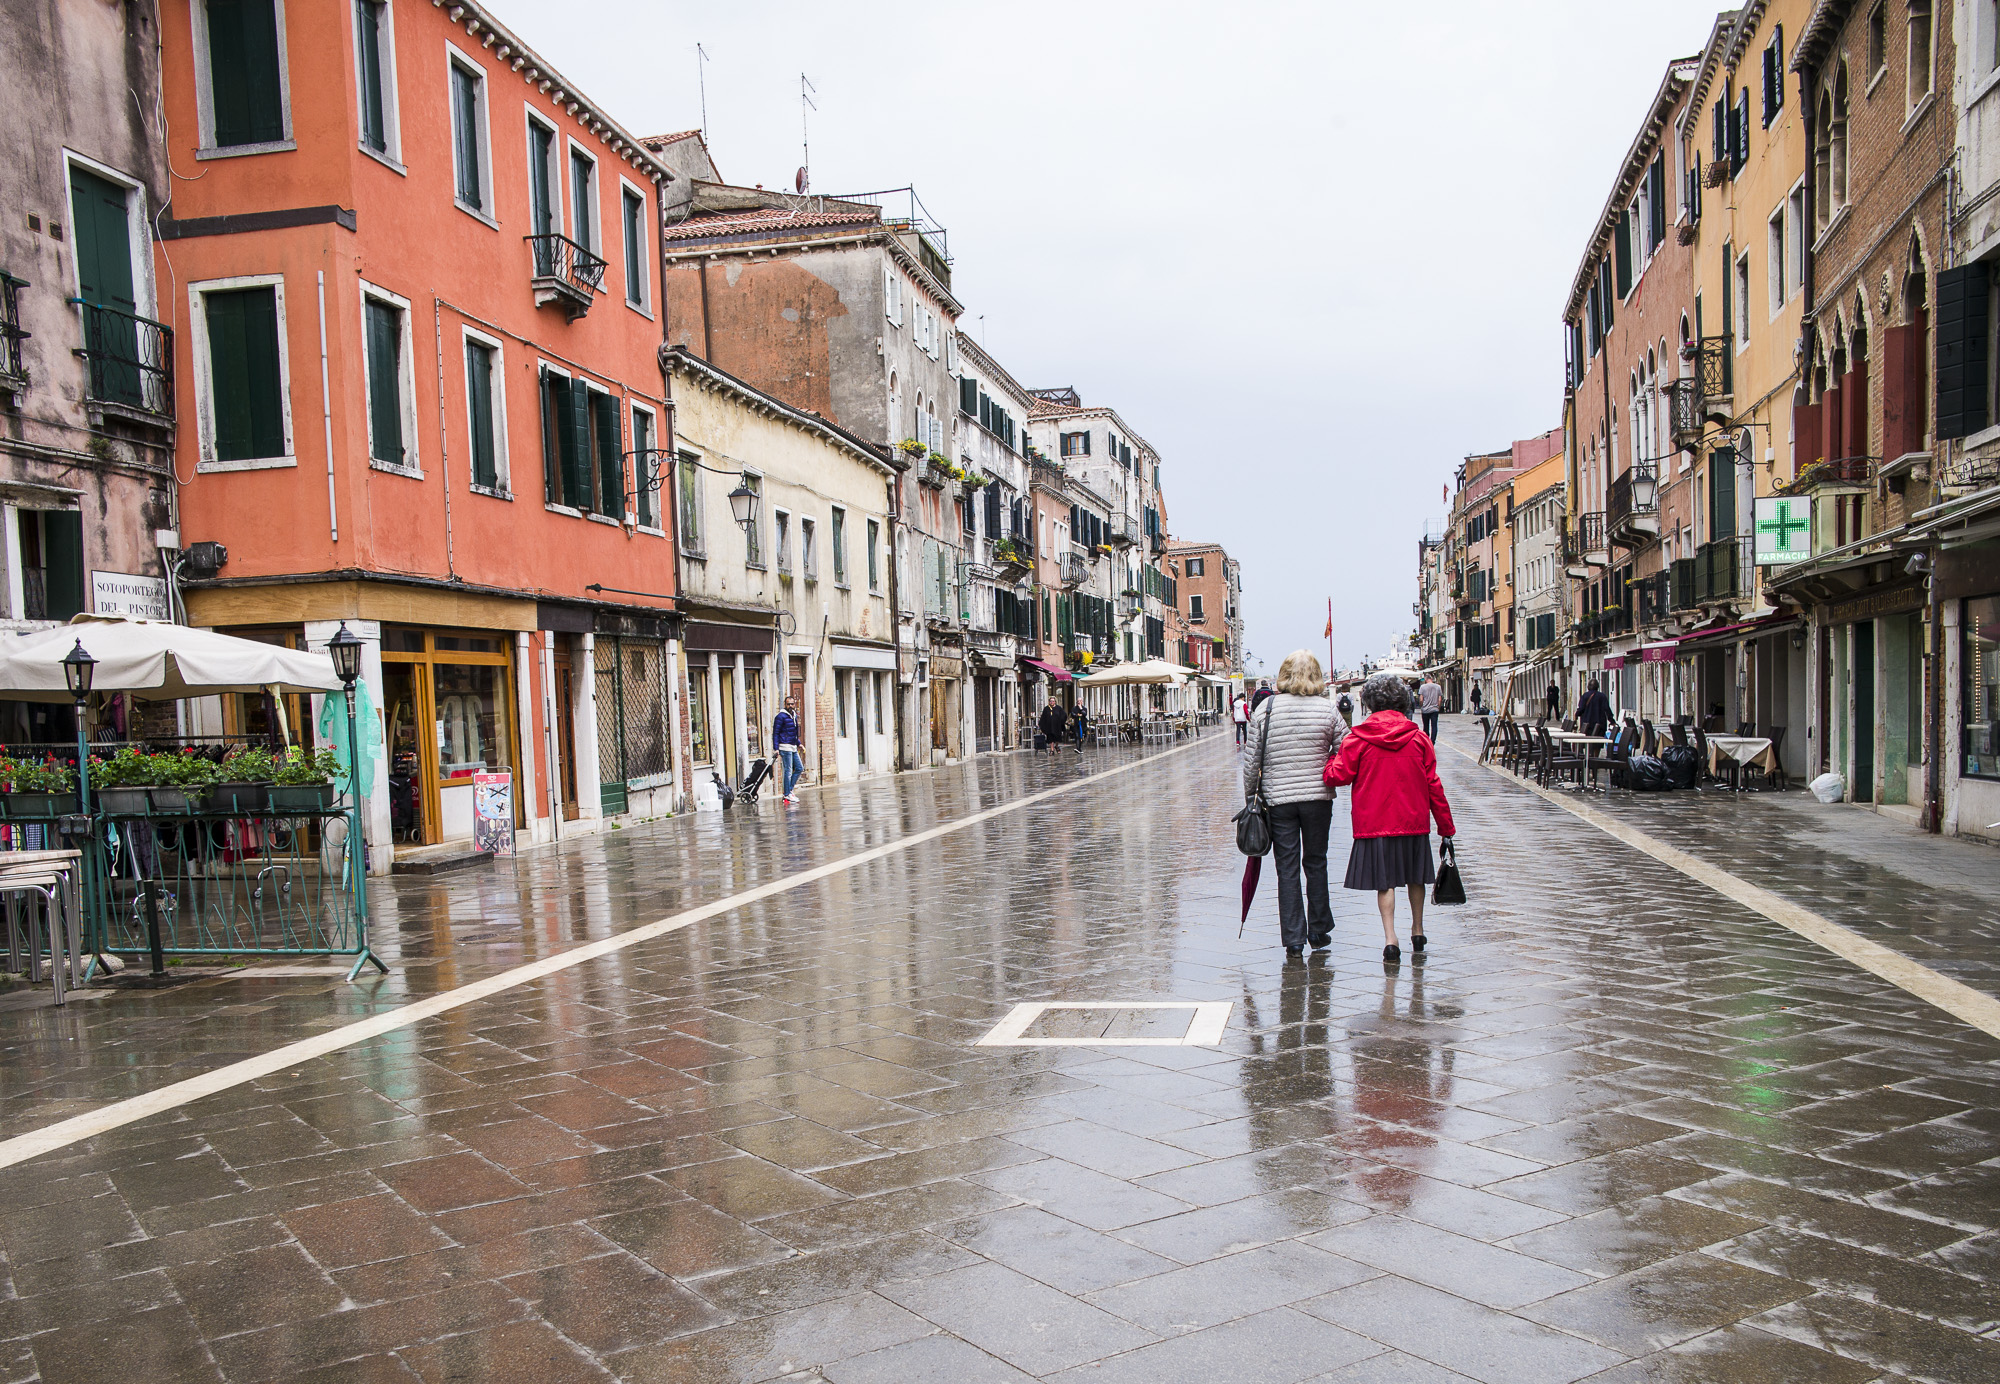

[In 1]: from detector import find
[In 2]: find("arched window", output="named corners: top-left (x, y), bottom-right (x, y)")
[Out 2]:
top-left (1831, 67), bottom-right (1849, 213)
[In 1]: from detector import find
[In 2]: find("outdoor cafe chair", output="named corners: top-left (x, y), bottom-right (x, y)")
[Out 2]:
top-left (1640, 719), bottom-right (1659, 756)
top-left (1742, 725), bottom-right (1788, 792)
top-left (1538, 726), bottom-right (1586, 789)
top-left (1670, 720), bottom-right (1689, 749)
top-left (0, 851), bottom-right (84, 1005)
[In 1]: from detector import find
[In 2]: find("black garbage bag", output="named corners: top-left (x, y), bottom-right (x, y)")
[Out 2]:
top-left (1661, 744), bottom-right (1699, 789)
top-left (1624, 754), bottom-right (1672, 792)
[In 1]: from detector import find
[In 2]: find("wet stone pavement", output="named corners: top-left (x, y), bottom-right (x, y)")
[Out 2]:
top-left (1, 726), bottom-right (1998, 1383)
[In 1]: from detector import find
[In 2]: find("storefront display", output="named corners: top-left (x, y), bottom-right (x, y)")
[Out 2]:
top-left (1965, 595), bottom-right (2000, 780)
top-left (380, 626), bottom-right (516, 844)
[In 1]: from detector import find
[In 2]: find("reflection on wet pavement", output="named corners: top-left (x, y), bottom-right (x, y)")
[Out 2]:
top-left (1, 728), bottom-right (1996, 1383)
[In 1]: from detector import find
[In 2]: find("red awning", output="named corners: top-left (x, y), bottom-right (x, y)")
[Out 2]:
top-left (1671, 612), bottom-right (1801, 653)
top-left (1019, 656), bottom-right (1073, 683)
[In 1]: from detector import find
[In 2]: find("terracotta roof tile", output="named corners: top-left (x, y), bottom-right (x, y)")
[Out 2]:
top-left (660, 206), bottom-right (880, 242)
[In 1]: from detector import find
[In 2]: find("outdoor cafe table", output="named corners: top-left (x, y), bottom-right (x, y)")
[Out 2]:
top-left (1707, 734), bottom-right (1775, 785)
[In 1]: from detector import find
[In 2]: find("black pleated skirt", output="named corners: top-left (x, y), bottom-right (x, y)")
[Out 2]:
top-left (1344, 833), bottom-right (1435, 891)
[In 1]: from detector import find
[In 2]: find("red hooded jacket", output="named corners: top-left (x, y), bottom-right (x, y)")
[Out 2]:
top-left (1323, 711), bottom-right (1456, 839)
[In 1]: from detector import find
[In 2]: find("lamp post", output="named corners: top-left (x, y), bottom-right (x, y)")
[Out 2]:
top-left (727, 474), bottom-right (759, 530)
top-left (61, 640), bottom-right (114, 972)
top-left (326, 623), bottom-right (383, 978)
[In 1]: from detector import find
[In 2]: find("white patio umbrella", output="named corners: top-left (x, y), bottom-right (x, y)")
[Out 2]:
top-left (0, 614), bottom-right (343, 702)
top-left (1076, 659), bottom-right (1188, 687)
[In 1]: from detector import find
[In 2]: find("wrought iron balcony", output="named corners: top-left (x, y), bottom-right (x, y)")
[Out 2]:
top-left (1607, 464), bottom-right (1660, 549)
top-left (1148, 529), bottom-right (1166, 555)
top-left (1694, 536), bottom-right (1752, 602)
top-left (1, 272), bottom-right (28, 392)
top-left (1061, 550), bottom-right (1088, 588)
top-left (69, 299), bottom-right (173, 425)
top-left (1105, 513), bottom-right (1138, 548)
top-left (527, 234), bottom-right (607, 320)
top-left (1671, 556), bottom-right (1697, 611)
top-left (1666, 378), bottom-right (1702, 449)
top-left (1784, 455), bottom-right (1874, 491)
top-left (1684, 335), bottom-right (1731, 407)
top-left (1563, 511), bottom-right (1607, 566)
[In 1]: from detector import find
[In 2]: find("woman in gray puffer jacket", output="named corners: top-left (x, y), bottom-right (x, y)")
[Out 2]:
top-left (1243, 649), bottom-right (1347, 956)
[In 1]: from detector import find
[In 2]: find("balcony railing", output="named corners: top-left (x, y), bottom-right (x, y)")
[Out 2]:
top-left (1, 272), bottom-right (27, 386)
top-left (1783, 455), bottom-right (1874, 491)
top-left (1061, 550), bottom-right (1088, 588)
top-left (69, 300), bottom-right (173, 423)
top-left (1148, 529), bottom-right (1166, 555)
top-left (1686, 335), bottom-right (1731, 405)
top-left (1671, 556), bottom-right (1697, 611)
top-left (1105, 513), bottom-right (1138, 548)
top-left (1563, 511), bottom-right (1606, 565)
top-left (1607, 464), bottom-right (1660, 547)
top-left (526, 234), bottom-right (607, 319)
top-left (1666, 377), bottom-right (1702, 448)
top-left (1694, 536), bottom-right (1753, 602)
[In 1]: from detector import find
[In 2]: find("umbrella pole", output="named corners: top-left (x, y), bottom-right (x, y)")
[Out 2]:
top-left (343, 682), bottom-right (387, 980)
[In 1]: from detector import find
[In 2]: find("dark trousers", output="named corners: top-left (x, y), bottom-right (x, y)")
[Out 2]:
top-left (1421, 711), bottom-right (1440, 741)
top-left (1235, 721), bottom-right (1247, 744)
top-left (1268, 799), bottom-right (1333, 949)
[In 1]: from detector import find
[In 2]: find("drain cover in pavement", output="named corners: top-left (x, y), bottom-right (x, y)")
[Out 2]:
top-left (976, 1002), bottom-right (1232, 1047)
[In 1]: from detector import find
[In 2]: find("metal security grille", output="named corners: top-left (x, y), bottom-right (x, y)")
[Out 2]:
top-left (595, 636), bottom-right (673, 815)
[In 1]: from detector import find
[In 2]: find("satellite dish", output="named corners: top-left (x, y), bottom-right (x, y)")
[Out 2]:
top-left (795, 167), bottom-right (809, 194)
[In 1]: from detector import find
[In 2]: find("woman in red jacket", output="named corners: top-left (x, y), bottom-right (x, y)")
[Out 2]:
top-left (1324, 673), bottom-right (1456, 963)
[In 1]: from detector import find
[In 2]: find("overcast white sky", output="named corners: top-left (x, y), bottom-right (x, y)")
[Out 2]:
top-left (510, 0), bottom-right (1728, 675)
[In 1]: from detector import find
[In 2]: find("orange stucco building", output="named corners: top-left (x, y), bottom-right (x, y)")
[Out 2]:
top-left (154, 0), bottom-right (679, 861)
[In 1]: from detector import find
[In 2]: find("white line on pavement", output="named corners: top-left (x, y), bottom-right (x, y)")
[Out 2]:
top-left (1452, 745), bottom-right (2000, 1041)
top-left (0, 739), bottom-right (1216, 1172)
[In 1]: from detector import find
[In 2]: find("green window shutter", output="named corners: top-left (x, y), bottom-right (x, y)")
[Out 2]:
top-left (466, 341), bottom-right (496, 489)
top-left (69, 169), bottom-right (142, 405)
top-left (1614, 213), bottom-right (1632, 297)
top-left (593, 391), bottom-right (622, 517)
top-left (529, 124), bottom-right (555, 238)
top-left (42, 511), bottom-right (86, 621)
top-left (623, 191), bottom-right (644, 305)
top-left (365, 298), bottom-right (404, 465)
top-left (633, 411), bottom-right (655, 526)
top-left (565, 381), bottom-right (590, 509)
top-left (451, 63), bottom-right (482, 208)
top-left (205, 286), bottom-right (283, 462)
top-left (540, 370), bottom-right (563, 502)
top-left (960, 376), bottom-right (977, 415)
top-left (357, 0), bottom-right (387, 152)
top-left (207, 0), bottom-right (285, 147)
top-left (571, 150), bottom-right (594, 248)
top-left (1936, 262), bottom-right (1991, 439)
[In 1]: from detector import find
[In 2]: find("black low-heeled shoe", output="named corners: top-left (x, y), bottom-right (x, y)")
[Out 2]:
top-left (1411, 933), bottom-right (1426, 953)
top-left (1383, 943), bottom-right (1401, 963)
top-left (1284, 946), bottom-right (1303, 959)
top-left (1309, 933), bottom-right (1332, 950)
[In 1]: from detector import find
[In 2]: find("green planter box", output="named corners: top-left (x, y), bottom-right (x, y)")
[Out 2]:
top-left (267, 783), bottom-right (336, 813)
top-left (1, 792), bottom-right (79, 819)
top-left (204, 782), bottom-right (270, 814)
top-left (95, 787), bottom-right (152, 815)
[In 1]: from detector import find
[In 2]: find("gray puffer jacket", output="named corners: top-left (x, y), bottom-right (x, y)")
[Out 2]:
top-left (1242, 694), bottom-right (1346, 806)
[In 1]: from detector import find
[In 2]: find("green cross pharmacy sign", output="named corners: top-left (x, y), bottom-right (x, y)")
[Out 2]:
top-left (1753, 496), bottom-right (1812, 565)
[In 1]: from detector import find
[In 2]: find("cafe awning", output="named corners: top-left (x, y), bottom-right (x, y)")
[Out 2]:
top-left (1018, 656), bottom-right (1072, 683)
top-left (1670, 611), bottom-right (1801, 655)
top-left (0, 614), bottom-right (343, 703)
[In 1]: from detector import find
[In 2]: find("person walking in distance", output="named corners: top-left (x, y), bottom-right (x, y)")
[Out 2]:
top-left (1244, 650), bottom-right (1347, 958)
top-left (1232, 692), bottom-right (1250, 745)
top-left (1071, 700), bottom-right (1090, 753)
top-left (1417, 675), bottom-right (1443, 741)
top-left (1577, 679), bottom-right (1612, 738)
top-left (1037, 696), bottom-right (1068, 755)
top-left (1545, 680), bottom-right (1561, 723)
top-left (1325, 673), bottom-right (1456, 964)
top-left (772, 697), bottom-right (806, 804)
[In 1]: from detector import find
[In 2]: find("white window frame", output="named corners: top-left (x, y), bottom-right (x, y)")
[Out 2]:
top-left (831, 504), bottom-right (848, 587)
top-left (774, 507), bottom-right (792, 575)
top-left (800, 516), bottom-right (817, 580)
top-left (619, 176), bottom-right (652, 316)
top-left (188, 273), bottom-right (296, 473)
top-left (359, 279), bottom-right (422, 477)
top-left (675, 449), bottom-right (704, 552)
top-left (461, 325), bottom-right (509, 498)
top-left (1768, 205), bottom-right (1787, 319)
top-left (537, 358), bottom-right (581, 517)
top-left (884, 266), bottom-right (903, 326)
top-left (1786, 181), bottom-right (1806, 300)
top-left (1907, 0), bottom-right (1935, 114)
top-left (867, 517), bottom-right (881, 593)
top-left (352, 0), bottom-right (403, 171)
top-left (446, 43), bottom-right (495, 226)
top-left (61, 151), bottom-right (156, 320)
top-left (580, 380), bottom-right (621, 526)
top-left (566, 137), bottom-right (601, 259)
top-left (742, 469), bottom-right (764, 568)
top-left (631, 402), bottom-right (662, 534)
top-left (1734, 252), bottom-right (1752, 351)
top-left (190, 0), bottom-right (296, 158)
top-left (524, 107), bottom-right (564, 240)
top-left (1190, 593), bottom-right (1205, 621)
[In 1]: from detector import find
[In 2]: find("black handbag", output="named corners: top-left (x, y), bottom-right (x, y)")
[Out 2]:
top-left (1432, 839), bottom-right (1466, 905)
top-left (1233, 702), bottom-right (1273, 856)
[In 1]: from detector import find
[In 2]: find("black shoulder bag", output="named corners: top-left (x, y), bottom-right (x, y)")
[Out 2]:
top-left (1432, 840), bottom-right (1467, 905)
top-left (1234, 702), bottom-right (1273, 856)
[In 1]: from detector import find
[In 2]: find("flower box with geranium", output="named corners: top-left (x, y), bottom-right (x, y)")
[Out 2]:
top-left (0, 756), bottom-right (78, 818)
top-left (206, 746), bottom-right (276, 814)
top-left (268, 747), bottom-right (341, 813)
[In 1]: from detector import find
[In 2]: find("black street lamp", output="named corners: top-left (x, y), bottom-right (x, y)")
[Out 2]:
top-left (324, 622), bottom-right (382, 978)
top-left (728, 475), bottom-right (759, 530)
top-left (61, 640), bottom-right (96, 702)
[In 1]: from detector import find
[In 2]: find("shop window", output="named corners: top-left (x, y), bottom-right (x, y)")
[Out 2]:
top-left (1966, 595), bottom-right (2000, 779)
top-left (596, 637), bottom-right (672, 787)
top-left (687, 660), bottom-right (712, 765)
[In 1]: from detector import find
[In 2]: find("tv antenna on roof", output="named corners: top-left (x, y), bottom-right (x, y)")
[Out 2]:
top-left (696, 43), bottom-right (710, 142)
top-left (799, 73), bottom-right (817, 195)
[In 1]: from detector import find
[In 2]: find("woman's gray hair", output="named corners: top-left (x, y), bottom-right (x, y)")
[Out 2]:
top-left (1360, 672), bottom-right (1414, 714)
top-left (1274, 649), bottom-right (1325, 697)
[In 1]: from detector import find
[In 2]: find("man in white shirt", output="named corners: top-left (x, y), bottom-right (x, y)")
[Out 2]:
top-left (1418, 677), bottom-right (1443, 742)
top-left (1232, 694), bottom-right (1250, 745)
